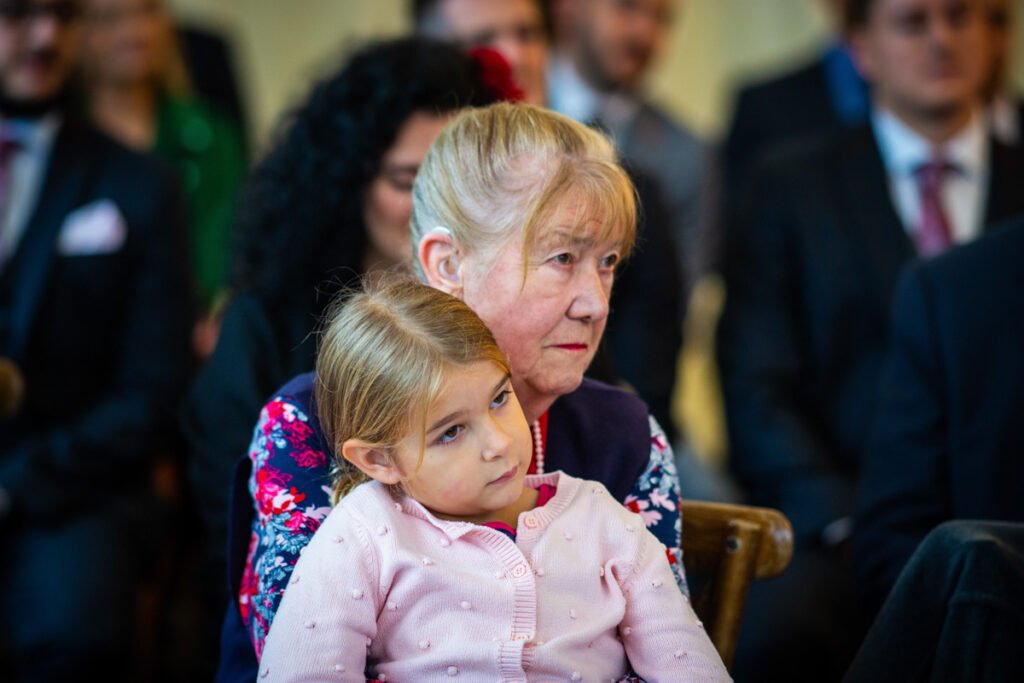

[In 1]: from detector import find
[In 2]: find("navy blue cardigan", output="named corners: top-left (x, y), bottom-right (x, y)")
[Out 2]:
top-left (216, 373), bottom-right (652, 682)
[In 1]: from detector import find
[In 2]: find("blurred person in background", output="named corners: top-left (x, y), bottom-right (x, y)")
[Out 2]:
top-left (853, 216), bottom-right (1024, 619)
top-left (413, 0), bottom-right (550, 105)
top-left (77, 0), bottom-right (247, 358)
top-left (0, 0), bottom-right (192, 679)
top-left (720, 0), bottom-right (870, 227)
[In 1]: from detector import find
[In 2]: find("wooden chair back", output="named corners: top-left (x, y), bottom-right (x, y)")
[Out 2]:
top-left (680, 499), bottom-right (794, 670)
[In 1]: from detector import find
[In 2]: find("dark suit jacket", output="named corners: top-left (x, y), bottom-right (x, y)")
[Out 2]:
top-left (852, 219), bottom-right (1024, 614)
top-left (0, 117), bottom-right (192, 525)
top-left (722, 58), bottom-right (843, 205)
top-left (716, 124), bottom-right (1024, 542)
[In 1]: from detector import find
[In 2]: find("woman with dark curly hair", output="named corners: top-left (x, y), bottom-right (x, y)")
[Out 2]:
top-left (179, 36), bottom-right (502, 671)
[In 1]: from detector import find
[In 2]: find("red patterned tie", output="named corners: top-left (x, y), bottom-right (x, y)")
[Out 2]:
top-left (912, 158), bottom-right (955, 257)
top-left (0, 127), bottom-right (21, 267)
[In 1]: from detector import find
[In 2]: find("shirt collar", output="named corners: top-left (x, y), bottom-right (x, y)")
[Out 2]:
top-left (0, 113), bottom-right (61, 157)
top-left (871, 106), bottom-right (986, 179)
top-left (547, 52), bottom-right (601, 123)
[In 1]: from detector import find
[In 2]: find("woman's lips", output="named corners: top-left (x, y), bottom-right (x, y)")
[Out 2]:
top-left (489, 466), bottom-right (518, 486)
top-left (554, 343), bottom-right (588, 351)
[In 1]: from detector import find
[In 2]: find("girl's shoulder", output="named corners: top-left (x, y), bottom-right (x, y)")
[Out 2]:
top-left (315, 481), bottom-right (403, 538)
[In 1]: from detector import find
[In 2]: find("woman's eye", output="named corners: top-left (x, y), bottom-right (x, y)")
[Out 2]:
top-left (600, 253), bottom-right (620, 269)
top-left (491, 389), bottom-right (511, 409)
top-left (437, 424), bottom-right (463, 445)
top-left (551, 252), bottom-right (574, 265)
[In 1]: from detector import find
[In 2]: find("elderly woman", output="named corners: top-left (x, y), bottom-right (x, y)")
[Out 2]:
top-left (223, 103), bottom-right (687, 681)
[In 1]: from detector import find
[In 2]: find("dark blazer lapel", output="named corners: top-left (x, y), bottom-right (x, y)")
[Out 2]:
top-left (837, 125), bottom-right (916, 302)
top-left (983, 138), bottom-right (1024, 231)
top-left (8, 119), bottom-right (93, 361)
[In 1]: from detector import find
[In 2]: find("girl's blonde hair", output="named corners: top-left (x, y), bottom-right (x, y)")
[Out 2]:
top-left (315, 276), bottom-right (510, 504)
top-left (410, 102), bottom-right (638, 281)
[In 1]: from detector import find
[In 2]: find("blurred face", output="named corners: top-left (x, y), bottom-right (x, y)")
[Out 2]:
top-left (363, 111), bottom-right (450, 269)
top-left (395, 361), bottom-right (533, 523)
top-left (79, 0), bottom-right (169, 86)
top-left (458, 196), bottom-right (623, 418)
top-left (852, 0), bottom-right (984, 125)
top-left (0, 0), bottom-right (81, 106)
top-left (438, 0), bottom-right (549, 105)
top-left (576, 0), bottom-right (676, 91)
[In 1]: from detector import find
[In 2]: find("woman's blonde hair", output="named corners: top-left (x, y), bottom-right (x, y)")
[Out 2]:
top-left (315, 276), bottom-right (509, 504)
top-left (410, 102), bottom-right (638, 281)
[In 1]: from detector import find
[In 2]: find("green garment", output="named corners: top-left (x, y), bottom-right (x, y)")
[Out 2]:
top-left (154, 96), bottom-right (247, 309)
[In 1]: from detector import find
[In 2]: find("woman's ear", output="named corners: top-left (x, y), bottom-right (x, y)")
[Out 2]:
top-left (341, 439), bottom-right (402, 485)
top-left (418, 229), bottom-right (462, 297)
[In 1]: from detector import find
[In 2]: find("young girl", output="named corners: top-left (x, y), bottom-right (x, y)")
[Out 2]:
top-left (258, 279), bottom-right (729, 682)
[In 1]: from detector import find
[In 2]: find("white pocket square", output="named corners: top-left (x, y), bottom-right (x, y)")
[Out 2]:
top-left (56, 199), bottom-right (126, 256)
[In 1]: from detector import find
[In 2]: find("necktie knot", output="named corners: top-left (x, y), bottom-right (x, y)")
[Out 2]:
top-left (913, 158), bottom-right (956, 189)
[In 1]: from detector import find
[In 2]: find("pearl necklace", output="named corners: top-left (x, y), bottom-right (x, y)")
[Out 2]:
top-left (531, 419), bottom-right (545, 474)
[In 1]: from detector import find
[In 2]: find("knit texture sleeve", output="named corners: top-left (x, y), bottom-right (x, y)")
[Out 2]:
top-left (259, 499), bottom-right (382, 682)
top-left (618, 526), bottom-right (732, 682)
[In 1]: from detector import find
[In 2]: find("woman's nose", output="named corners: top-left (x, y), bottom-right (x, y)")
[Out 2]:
top-left (568, 267), bottom-right (610, 322)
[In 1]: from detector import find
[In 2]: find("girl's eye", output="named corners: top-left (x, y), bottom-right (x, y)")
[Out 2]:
top-left (491, 389), bottom-right (511, 409)
top-left (600, 253), bottom-right (620, 269)
top-left (437, 424), bottom-right (463, 445)
top-left (551, 252), bottom-right (574, 266)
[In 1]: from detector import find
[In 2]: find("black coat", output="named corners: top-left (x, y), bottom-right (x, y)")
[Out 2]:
top-left (853, 219), bottom-right (1024, 614)
top-left (0, 117), bottom-right (192, 524)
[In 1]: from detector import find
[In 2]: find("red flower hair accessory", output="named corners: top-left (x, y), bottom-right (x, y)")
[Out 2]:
top-left (468, 46), bottom-right (526, 103)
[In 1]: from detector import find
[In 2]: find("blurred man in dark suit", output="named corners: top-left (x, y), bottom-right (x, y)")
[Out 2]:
top-left (0, 0), bottom-right (192, 679)
top-left (853, 218), bottom-right (1024, 617)
top-left (717, 0), bottom-right (1024, 679)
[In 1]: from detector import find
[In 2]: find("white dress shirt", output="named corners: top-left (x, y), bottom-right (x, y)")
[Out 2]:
top-left (0, 114), bottom-right (60, 265)
top-left (872, 107), bottom-right (989, 245)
